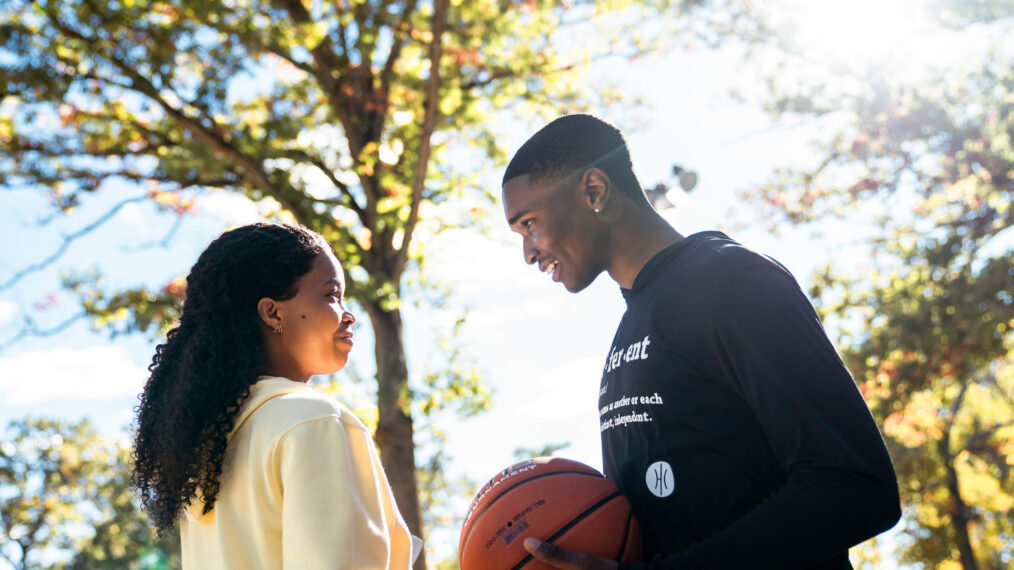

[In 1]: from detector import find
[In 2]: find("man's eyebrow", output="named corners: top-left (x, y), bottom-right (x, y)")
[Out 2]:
top-left (507, 209), bottom-right (531, 227)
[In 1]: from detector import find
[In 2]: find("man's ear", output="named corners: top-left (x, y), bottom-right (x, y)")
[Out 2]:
top-left (257, 297), bottom-right (282, 331)
top-left (581, 168), bottom-right (612, 213)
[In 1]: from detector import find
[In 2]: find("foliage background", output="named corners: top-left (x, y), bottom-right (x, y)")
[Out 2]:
top-left (1, 1), bottom-right (1012, 569)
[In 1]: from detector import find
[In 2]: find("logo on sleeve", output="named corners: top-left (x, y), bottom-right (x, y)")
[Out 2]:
top-left (645, 461), bottom-right (675, 498)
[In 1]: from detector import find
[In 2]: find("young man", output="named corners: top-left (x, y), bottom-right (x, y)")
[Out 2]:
top-left (502, 114), bottom-right (901, 569)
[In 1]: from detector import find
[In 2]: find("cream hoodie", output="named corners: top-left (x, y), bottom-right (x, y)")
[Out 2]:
top-left (182, 376), bottom-right (414, 569)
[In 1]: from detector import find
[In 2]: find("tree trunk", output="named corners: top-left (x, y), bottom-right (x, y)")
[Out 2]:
top-left (936, 383), bottom-right (979, 570)
top-left (938, 426), bottom-right (979, 570)
top-left (366, 302), bottom-right (426, 570)
top-left (942, 457), bottom-right (979, 570)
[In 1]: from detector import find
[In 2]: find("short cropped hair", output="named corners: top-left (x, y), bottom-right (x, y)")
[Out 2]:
top-left (502, 114), bottom-right (645, 202)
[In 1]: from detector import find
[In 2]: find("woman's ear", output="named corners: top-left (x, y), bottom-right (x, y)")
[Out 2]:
top-left (581, 168), bottom-right (612, 213)
top-left (257, 297), bottom-right (282, 332)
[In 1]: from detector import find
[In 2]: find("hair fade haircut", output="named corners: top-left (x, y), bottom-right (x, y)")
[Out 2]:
top-left (502, 114), bottom-right (645, 202)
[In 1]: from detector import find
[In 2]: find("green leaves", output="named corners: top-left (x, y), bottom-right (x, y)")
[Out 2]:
top-left (738, 4), bottom-right (1014, 566)
top-left (63, 272), bottom-right (183, 338)
top-left (0, 0), bottom-right (666, 305)
top-left (0, 418), bottom-right (180, 569)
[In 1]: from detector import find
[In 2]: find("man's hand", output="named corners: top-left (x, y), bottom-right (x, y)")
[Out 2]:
top-left (523, 538), bottom-right (621, 570)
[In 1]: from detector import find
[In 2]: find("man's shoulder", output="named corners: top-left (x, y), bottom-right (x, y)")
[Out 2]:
top-left (648, 231), bottom-right (788, 288)
top-left (687, 232), bottom-right (783, 271)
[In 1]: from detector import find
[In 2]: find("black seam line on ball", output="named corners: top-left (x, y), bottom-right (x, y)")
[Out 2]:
top-left (513, 491), bottom-right (622, 570)
top-left (461, 470), bottom-right (604, 556)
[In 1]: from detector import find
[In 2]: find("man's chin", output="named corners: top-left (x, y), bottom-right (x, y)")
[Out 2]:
top-left (563, 276), bottom-right (595, 294)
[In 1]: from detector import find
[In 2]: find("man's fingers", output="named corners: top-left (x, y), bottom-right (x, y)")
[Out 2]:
top-left (522, 538), bottom-right (621, 570)
top-left (524, 538), bottom-right (574, 566)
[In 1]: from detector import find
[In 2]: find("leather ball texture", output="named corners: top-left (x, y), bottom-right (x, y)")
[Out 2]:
top-left (459, 457), bottom-right (643, 570)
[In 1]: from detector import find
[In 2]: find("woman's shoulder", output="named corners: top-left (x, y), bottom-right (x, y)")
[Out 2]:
top-left (240, 377), bottom-right (363, 435)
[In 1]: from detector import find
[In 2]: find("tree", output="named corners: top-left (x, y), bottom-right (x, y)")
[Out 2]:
top-left (68, 443), bottom-right (182, 569)
top-left (0, 0), bottom-right (710, 565)
top-left (0, 418), bottom-right (179, 569)
top-left (736, 3), bottom-right (1014, 568)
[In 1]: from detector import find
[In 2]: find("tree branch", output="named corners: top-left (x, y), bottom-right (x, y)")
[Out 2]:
top-left (122, 212), bottom-right (187, 251)
top-left (946, 381), bottom-right (970, 433)
top-left (379, 0), bottom-right (415, 85)
top-left (376, 0), bottom-right (419, 139)
top-left (397, 0), bottom-right (447, 276)
top-left (0, 547), bottom-right (16, 570)
top-left (284, 149), bottom-right (368, 221)
top-left (0, 312), bottom-right (88, 353)
top-left (70, 104), bottom-right (178, 147)
top-left (192, 12), bottom-right (317, 76)
top-left (0, 194), bottom-right (150, 292)
top-left (460, 48), bottom-right (618, 92)
top-left (988, 371), bottom-right (1014, 410)
top-left (269, 0), bottom-right (382, 226)
top-left (271, 0), bottom-right (359, 153)
top-left (39, 5), bottom-right (276, 194)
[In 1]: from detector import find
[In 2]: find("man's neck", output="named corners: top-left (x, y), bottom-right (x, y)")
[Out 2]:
top-left (606, 209), bottom-right (683, 290)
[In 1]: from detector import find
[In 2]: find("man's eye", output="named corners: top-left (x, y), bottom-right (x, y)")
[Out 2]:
top-left (522, 219), bottom-right (535, 230)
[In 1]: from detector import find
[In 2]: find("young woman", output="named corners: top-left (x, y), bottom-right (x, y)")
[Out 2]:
top-left (132, 223), bottom-right (418, 569)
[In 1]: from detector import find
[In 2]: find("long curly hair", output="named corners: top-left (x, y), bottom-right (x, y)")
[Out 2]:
top-left (131, 223), bottom-right (330, 534)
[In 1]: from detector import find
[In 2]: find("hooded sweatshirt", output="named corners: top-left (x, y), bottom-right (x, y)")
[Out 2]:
top-left (182, 376), bottom-right (414, 569)
top-left (602, 232), bottom-right (900, 569)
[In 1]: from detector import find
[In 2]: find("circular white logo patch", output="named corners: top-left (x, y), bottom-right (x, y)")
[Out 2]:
top-left (645, 461), bottom-right (675, 498)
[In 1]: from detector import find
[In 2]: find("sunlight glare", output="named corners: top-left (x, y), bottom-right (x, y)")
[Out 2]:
top-left (773, 0), bottom-right (961, 72)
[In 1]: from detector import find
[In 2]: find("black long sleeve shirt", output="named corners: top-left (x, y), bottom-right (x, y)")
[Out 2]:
top-left (601, 232), bottom-right (901, 569)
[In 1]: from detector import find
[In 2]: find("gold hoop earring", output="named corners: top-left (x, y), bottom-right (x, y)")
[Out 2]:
top-left (273, 325), bottom-right (283, 335)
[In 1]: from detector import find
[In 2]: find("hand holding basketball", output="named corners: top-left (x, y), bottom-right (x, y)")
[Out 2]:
top-left (524, 537), bottom-right (621, 570)
top-left (459, 457), bottom-right (642, 570)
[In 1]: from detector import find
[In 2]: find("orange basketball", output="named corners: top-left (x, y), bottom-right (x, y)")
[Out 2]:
top-left (459, 457), bottom-right (642, 570)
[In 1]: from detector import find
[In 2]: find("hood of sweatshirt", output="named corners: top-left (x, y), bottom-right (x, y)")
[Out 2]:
top-left (228, 376), bottom-right (309, 443)
top-left (184, 376), bottom-right (308, 521)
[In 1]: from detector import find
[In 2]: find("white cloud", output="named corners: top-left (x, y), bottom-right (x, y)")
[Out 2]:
top-left (0, 345), bottom-right (148, 405)
top-left (0, 301), bottom-right (17, 325)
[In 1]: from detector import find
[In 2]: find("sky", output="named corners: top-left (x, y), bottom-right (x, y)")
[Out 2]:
top-left (0, 1), bottom-right (999, 566)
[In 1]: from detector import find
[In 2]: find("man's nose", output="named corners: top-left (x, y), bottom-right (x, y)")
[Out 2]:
top-left (523, 239), bottom-right (538, 265)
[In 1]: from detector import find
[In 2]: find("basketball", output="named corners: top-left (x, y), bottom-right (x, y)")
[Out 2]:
top-left (458, 457), bottom-right (642, 569)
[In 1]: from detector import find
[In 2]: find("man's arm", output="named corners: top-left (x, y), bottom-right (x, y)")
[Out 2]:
top-left (634, 264), bottom-right (901, 568)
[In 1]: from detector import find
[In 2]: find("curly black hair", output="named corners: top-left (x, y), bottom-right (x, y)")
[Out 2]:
top-left (131, 222), bottom-right (330, 534)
